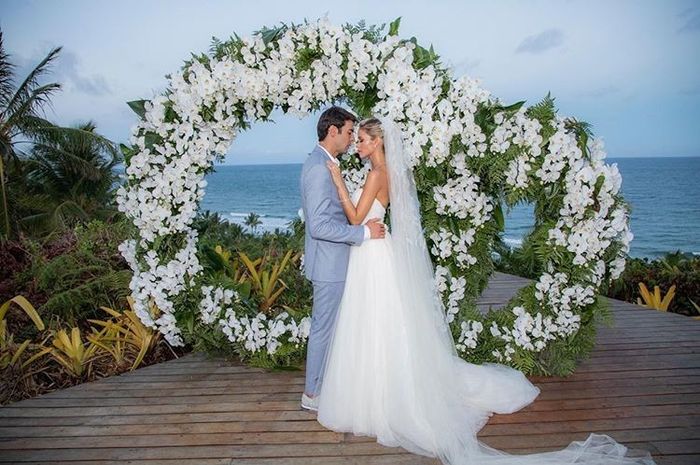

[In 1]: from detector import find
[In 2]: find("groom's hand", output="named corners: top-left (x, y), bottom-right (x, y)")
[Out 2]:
top-left (366, 218), bottom-right (386, 239)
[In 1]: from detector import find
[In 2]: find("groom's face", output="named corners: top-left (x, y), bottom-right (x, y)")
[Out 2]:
top-left (335, 120), bottom-right (355, 154)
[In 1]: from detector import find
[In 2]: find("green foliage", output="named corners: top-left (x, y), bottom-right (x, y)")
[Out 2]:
top-left (410, 39), bottom-right (440, 70)
top-left (19, 122), bottom-right (121, 238)
top-left (0, 30), bottom-right (60, 239)
top-left (343, 19), bottom-right (387, 42)
top-left (295, 47), bottom-right (324, 73)
top-left (127, 100), bottom-right (148, 119)
top-left (180, 211), bottom-right (311, 368)
top-left (30, 219), bottom-right (132, 325)
top-left (343, 75), bottom-right (380, 119)
top-left (388, 17), bottom-right (402, 36)
top-left (604, 251), bottom-right (700, 317)
top-left (209, 34), bottom-right (245, 61)
top-left (0, 30), bottom-right (121, 241)
top-left (257, 24), bottom-right (289, 45)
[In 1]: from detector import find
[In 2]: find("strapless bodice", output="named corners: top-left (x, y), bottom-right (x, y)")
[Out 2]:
top-left (351, 188), bottom-right (387, 225)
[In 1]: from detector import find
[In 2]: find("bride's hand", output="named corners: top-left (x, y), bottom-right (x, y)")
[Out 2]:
top-left (326, 160), bottom-right (344, 186)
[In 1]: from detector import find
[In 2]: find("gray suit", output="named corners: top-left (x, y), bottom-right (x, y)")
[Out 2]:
top-left (301, 145), bottom-right (364, 396)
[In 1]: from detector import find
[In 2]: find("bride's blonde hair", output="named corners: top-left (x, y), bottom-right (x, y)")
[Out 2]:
top-left (359, 118), bottom-right (384, 150)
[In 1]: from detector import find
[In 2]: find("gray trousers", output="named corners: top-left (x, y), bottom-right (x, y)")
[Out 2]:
top-left (304, 280), bottom-right (345, 396)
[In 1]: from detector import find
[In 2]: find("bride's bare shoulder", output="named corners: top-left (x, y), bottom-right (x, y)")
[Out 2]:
top-left (367, 166), bottom-right (388, 183)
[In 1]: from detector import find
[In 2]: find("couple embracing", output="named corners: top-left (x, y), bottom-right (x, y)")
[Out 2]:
top-left (298, 106), bottom-right (654, 465)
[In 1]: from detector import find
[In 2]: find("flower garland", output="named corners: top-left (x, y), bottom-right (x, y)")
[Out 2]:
top-left (117, 18), bottom-right (632, 375)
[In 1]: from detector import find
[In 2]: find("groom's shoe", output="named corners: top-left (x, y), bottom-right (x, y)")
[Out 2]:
top-left (300, 393), bottom-right (319, 412)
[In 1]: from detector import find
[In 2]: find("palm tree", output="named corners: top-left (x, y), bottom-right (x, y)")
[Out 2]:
top-left (0, 29), bottom-right (62, 239)
top-left (244, 212), bottom-right (262, 233)
top-left (0, 29), bottom-right (120, 239)
top-left (20, 121), bottom-right (121, 235)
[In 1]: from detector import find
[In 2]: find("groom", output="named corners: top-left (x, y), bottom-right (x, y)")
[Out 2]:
top-left (300, 106), bottom-right (385, 411)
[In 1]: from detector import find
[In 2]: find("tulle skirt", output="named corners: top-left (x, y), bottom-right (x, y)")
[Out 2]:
top-left (318, 234), bottom-right (539, 454)
top-left (316, 233), bottom-right (656, 465)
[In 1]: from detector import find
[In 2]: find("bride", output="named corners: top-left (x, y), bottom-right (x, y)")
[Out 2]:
top-left (316, 117), bottom-right (655, 465)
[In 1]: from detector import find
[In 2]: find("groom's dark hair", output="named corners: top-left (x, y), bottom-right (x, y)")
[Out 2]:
top-left (317, 106), bottom-right (357, 141)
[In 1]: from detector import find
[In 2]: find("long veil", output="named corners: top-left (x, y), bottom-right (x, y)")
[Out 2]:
top-left (379, 117), bottom-right (655, 465)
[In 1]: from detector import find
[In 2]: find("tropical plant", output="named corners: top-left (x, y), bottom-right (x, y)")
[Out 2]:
top-left (87, 322), bottom-right (129, 369)
top-left (239, 249), bottom-right (297, 312)
top-left (20, 121), bottom-right (120, 236)
top-left (605, 252), bottom-right (698, 317)
top-left (49, 326), bottom-right (99, 378)
top-left (214, 245), bottom-right (248, 283)
top-left (637, 282), bottom-right (676, 311)
top-left (690, 300), bottom-right (700, 320)
top-left (0, 30), bottom-right (120, 240)
top-left (29, 219), bottom-right (132, 324)
top-left (0, 30), bottom-right (63, 239)
top-left (88, 296), bottom-right (162, 371)
top-left (0, 295), bottom-right (48, 370)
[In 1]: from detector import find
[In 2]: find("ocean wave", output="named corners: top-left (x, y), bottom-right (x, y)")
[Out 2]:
top-left (502, 236), bottom-right (523, 248)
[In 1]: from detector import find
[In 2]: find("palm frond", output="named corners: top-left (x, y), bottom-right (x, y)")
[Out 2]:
top-left (1, 45), bottom-right (61, 122)
top-left (31, 123), bottom-right (120, 164)
top-left (3, 83), bottom-right (61, 132)
top-left (19, 199), bottom-right (89, 236)
top-left (0, 30), bottom-right (16, 109)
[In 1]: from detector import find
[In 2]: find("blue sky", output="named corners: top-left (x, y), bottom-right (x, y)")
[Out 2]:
top-left (2, 0), bottom-right (699, 164)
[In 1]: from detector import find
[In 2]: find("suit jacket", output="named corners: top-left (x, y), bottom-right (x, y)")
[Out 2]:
top-left (300, 145), bottom-right (364, 282)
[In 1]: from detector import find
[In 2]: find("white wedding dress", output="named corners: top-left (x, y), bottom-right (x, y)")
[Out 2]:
top-left (316, 120), bottom-right (655, 465)
top-left (319, 189), bottom-right (539, 442)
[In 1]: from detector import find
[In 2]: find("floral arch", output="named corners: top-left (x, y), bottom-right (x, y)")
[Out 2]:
top-left (117, 18), bottom-right (632, 375)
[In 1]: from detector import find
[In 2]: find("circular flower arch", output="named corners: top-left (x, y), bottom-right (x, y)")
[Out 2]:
top-left (117, 18), bottom-right (633, 375)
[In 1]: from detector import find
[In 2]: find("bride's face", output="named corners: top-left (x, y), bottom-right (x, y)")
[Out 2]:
top-left (356, 129), bottom-right (378, 159)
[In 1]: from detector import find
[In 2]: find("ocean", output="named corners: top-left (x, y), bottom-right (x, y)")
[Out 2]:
top-left (200, 156), bottom-right (700, 259)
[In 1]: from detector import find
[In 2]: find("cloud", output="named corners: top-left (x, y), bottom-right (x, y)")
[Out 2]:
top-left (678, 8), bottom-right (700, 33)
top-left (515, 29), bottom-right (564, 54)
top-left (11, 46), bottom-right (111, 96)
top-left (54, 49), bottom-right (111, 96)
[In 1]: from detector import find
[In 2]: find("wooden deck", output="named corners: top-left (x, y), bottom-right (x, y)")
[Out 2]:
top-left (0, 272), bottom-right (698, 464)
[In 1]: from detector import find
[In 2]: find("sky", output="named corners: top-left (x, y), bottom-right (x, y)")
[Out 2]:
top-left (2, 0), bottom-right (699, 165)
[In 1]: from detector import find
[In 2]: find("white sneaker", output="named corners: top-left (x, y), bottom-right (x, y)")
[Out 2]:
top-left (300, 393), bottom-right (319, 412)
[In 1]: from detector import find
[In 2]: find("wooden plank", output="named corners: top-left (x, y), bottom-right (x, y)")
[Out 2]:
top-left (11, 392), bottom-right (303, 408)
top-left (0, 401), bottom-right (306, 418)
top-left (0, 442), bottom-right (405, 462)
top-left (530, 368), bottom-right (700, 383)
top-left (0, 431), bottom-right (347, 449)
top-left (2, 392), bottom-right (694, 419)
top-left (2, 414), bottom-right (695, 440)
top-left (488, 404), bottom-right (700, 424)
top-left (5, 461), bottom-right (233, 465)
top-left (38, 384), bottom-right (306, 399)
top-left (0, 456), bottom-right (440, 465)
top-left (0, 410), bottom-right (315, 427)
top-left (221, 457), bottom-right (440, 465)
top-left (478, 427), bottom-right (700, 450)
top-left (0, 420), bottom-right (327, 438)
top-left (68, 377), bottom-right (306, 390)
top-left (32, 374), bottom-right (698, 400)
top-left (480, 415), bottom-right (700, 436)
top-left (657, 456), bottom-right (700, 465)
top-left (12, 381), bottom-right (700, 409)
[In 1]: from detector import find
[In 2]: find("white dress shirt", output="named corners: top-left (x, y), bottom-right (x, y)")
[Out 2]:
top-left (318, 144), bottom-right (371, 241)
